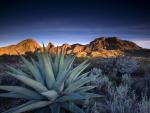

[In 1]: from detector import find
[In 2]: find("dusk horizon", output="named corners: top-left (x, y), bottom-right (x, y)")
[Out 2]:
top-left (0, 36), bottom-right (150, 49)
top-left (0, 0), bottom-right (150, 48)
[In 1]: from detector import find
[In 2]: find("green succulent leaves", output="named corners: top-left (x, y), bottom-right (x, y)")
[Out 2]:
top-left (0, 47), bottom-right (101, 113)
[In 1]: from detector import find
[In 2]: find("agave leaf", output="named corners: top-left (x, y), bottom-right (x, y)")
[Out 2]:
top-left (55, 82), bottom-right (65, 94)
top-left (42, 52), bottom-right (55, 89)
top-left (3, 100), bottom-right (38, 113)
top-left (76, 86), bottom-right (96, 92)
top-left (64, 76), bottom-right (96, 94)
top-left (30, 57), bottom-right (46, 84)
top-left (35, 51), bottom-right (43, 65)
top-left (6, 72), bottom-right (48, 93)
top-left (73, 99), bottom-right (88, 106)
top-left (50, 103), bottom-right (60, 113)
top-left (0, 92), bottom-right (31, 99)
top-left (35, 107), bottom-right (50, 113)
top-left (41, 90), bottom-right (58, 100)
top-left (11, 101), bottom-right (51, 113)
top-left (35, 52), bottom-right (46, 81)
top-left (43, 45), bottom-right (53, 68)
top-left (65, 60), bottom-right (89, 85)
top-left (53, 51), bottom-right (75, 92)
top-left (80, 92), bottom-right (103, 98)
top-left (21, 56), bottom-right (44, 84)
top-left (53, 68), bottom-right (70, 92)
top-left (53, 48), bottom-right (74, 80)
top-left (58, 48), bottom-right (64, 73)
top-left (6, 65), bottom-right (32, 78)
top-left (61, 102), bottom-right (84, 113)
top-left (71, 63), bottom-right (90, 81)
top-left (53, 47), bottom-right (59, 76)
top-left (73, 71), bottom-right (90, 83)
top-left (54, 49), bottom-right (65, 81)
top-left (0, 86), bottom-right (43, 100)
top-left (55, 55), bottom-right (75, 81)
top-left (64, 55), bottom-right (75, 70)
top-left (57, 93), bottom-right (86, 102)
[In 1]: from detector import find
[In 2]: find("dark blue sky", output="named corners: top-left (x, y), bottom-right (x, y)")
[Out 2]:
top-left (0, 0), bottom-right (150, 48)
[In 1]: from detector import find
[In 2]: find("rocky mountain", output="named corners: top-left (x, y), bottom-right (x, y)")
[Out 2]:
top-left (0, 37), bottom-right (143, 57)
top-left (0, 39), bottom-right (41, 55)
top-left (89, 37), bottom-right (141, 51)
top-left (47, 42), bottom-right (55, 49)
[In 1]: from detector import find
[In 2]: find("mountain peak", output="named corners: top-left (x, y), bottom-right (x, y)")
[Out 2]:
top-left (0, 38), bottom-right (41, 55)
top-left (89, 37), bottom-right (141, 51)
top-left (94, 37), bottom-right (119, 41)
top-left (23, 38), bottom-right (35, 42)
top-left (0, 37), bottom-right (143, 57)
top-left (17, 38), bottom-right (37, 44)
top-left (47, 42), bottom-right (55, 49)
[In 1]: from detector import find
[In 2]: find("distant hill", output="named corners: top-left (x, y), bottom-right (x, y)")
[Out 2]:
top-left (0, 39), bottom-right (41, 55)
top-left (0, 37), bottom-right (146, 57)
top-left (88, 37), bottom-right (141, 51)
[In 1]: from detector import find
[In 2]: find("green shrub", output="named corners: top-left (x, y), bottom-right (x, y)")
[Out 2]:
top-left (0, 48), bottom-right (101, 113)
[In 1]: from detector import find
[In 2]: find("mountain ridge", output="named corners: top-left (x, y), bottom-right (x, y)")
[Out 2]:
top-left (0, 37), bottom-right (143, 57)
top-left (0, 38), bottom-right (41, 55)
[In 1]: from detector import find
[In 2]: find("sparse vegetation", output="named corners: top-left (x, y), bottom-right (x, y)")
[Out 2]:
top-left (86, 66), bottom-right (150, 113)
top-left (1, 51), bottom-right (150, 113)
top-left (0, 49), bottom-right (101, 113)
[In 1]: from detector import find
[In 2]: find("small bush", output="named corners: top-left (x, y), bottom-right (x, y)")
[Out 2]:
top-left (132, 77), bottom-right (150, 99)
top-left (102, 57), bottom-right (139, 75)
top-left (139, 96), bottom-right (150, 113)
top-left (88, 68), bottom-right (150, 113)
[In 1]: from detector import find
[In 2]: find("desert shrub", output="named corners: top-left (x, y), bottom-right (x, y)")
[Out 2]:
top-left (138, 58), bottom-right (150, 76)
top-left (121, 74), bottom-right (133, 86)
top-left (138, 96), bottom-right (150, 113)
top-left (132, 77), bottom-right (150, 99)
top-left (102, 57), bottom-right (139, 75)
top-left (85, 101), bottom-right (107, 113)
top-left (0, 55), bottom-right (20, 63)
top-left (90, 68), bottom-right (112, 91)
top-left (106, 85), bottom-right (138, 113)
top-left (87, 67), bottom-right (150, 113)
top-left (87, 84), bottom-right (140, 113)
top-left (0, 49), bottom-right (102, 113)
top-left (0, 64), bottom-right (22, 86)
top-left (87, 68), bottom-right (143, 113)
top-left (86, 84), bottom-right (139, 113)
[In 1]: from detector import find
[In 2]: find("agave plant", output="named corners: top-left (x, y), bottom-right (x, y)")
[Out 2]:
top-left (0, 48), bottom-right (101, 113)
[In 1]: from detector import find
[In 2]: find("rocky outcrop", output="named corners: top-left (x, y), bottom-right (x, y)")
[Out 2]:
top-left (89, 37), bottom-right (141, 51)
top-left (75, 52), bottom-right (87, 57)
top-left (0, 37), bottom-right (143, 57)
top-left (47, 42), bottom-right (55, 49)
top-left (90, 50), bottom-right (124, 58)
top-left (71, 44), bottom-right (86, 53)
top-left (62, 43), bottom-right (71, 50)
top-left (0, 39), bottom-right (41, 55)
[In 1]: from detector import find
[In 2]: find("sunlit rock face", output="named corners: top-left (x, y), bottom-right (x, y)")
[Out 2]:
top-left (0, 39), bottom-right (41, 55)
top-left (61, 43), bottom-right (71, 51)
top-left (75, 52), bottom-right (87, 57)
top-left (47, 42), bottom-right (55, 49)
top-left (0, 37), bottom-right (142, 57)
top-left (90, 50), bottom-right (124, 58)
top-left (71, 44), bottom-right (86, 53)
top-left (89, 37), bottom-right (141, 51)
